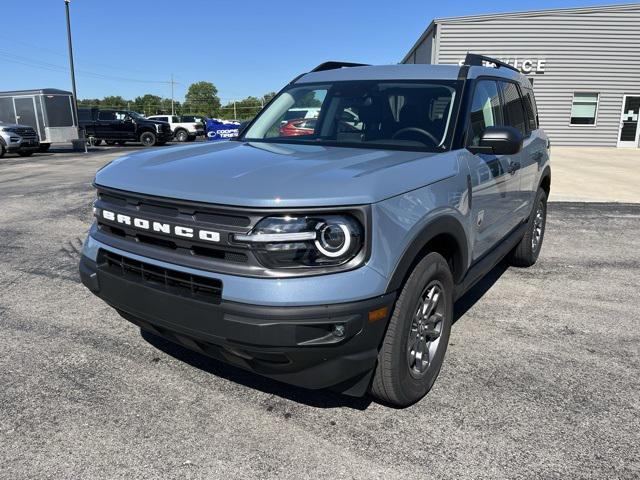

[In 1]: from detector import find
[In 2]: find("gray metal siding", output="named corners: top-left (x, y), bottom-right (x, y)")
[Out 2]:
top-left (404, 5), bottom-right (640, 146)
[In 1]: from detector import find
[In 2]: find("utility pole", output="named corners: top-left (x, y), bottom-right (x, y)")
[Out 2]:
top-left (170, 73), bottom-right (175, 115)
top-left (64, 0), bottom-right (82, 147)
top-left (233, 100), bottom-right (237, 120)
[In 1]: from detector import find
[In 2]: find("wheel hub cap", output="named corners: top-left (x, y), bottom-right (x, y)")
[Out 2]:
top-left (407, 283), bottom-right (444, 378)
top-left (532, 201), bottom-right (545, 251)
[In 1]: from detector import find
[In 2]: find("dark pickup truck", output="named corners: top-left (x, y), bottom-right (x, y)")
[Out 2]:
top-left (79, 108), bottom-right (173, 147)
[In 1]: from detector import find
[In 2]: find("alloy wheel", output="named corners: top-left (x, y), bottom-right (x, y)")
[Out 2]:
top-left (532, 200), bottom-right (545, 252)
top-left (407, 282), bottom-right (445, 378)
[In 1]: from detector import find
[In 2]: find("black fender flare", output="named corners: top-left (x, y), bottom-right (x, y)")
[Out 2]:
top-left (385, 215), bottom-right (469, 293)
top-left (539, 165), bottom-right (551, 193)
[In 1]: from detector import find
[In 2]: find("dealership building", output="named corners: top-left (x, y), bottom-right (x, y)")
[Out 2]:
top-left (402, 3), bottom-right (640, 147)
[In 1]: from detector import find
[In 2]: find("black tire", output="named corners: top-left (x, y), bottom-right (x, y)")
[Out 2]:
top-left (116, 140), bottom-right (127, 146)
top-left (105, 140), bottom-right (116, 146)
top-left (93, 139), bottom-right (103, 146)
top-left (18, 151), bottom-right (34, 157)
top-left (0, 143), bottom-right (5, 158)
top-left (509, 188), bottom-right (547, 267)
top-left (174, 129), bottom-right (189, 142)
top-left (139, 131), bottom-right (156, 147)
top-left (38, 143), bottom-right (51, 152)
top-left (371, 252), bottom-right (454, 407)
top-left (187, 135), bottom-right (196, 142)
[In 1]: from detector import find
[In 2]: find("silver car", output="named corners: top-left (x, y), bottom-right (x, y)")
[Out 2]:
top-left (0, 122), bottom-right (40, 158)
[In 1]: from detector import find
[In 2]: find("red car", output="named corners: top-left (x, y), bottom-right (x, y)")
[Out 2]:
top-left (279, 118), bottom-right (317, 137)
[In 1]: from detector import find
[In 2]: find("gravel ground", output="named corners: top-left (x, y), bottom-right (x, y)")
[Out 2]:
top-left (1, 147), bottom-right (639, 479)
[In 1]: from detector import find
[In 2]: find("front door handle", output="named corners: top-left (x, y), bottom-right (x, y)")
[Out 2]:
top-left (508, 161), bottom-right (521, 175)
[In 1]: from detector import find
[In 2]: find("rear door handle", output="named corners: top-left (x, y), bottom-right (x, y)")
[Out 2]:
top-left (508, 162), bottom-right (521, 174)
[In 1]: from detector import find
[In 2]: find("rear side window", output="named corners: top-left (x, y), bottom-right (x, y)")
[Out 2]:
top-left (521, 86), bottom-right (538, 132)
top-left (468, 80), bottom-right (503, 146)
top-left (98, 110), bottom-right (116, 121)
top-left (498, 81), bottom-right (527, 136)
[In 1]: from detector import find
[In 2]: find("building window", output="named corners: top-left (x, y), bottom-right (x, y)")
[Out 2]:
top-left (570, 93), bottom-right (599, 125)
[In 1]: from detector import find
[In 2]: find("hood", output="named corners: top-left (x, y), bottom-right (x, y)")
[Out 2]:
top-left (95, 141), bottom-right (459, 208)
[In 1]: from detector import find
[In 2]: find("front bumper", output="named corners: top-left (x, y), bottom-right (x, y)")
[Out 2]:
top-left (6, 137), bottom-right (40, 152)
top-left (156, 131), bottom-right (173, 142)
top-left (80, 254), bottom-right (395, 396)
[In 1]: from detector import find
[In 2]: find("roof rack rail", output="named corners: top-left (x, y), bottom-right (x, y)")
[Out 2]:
top-left (463, 53), bottom-right (520, 73)
top-left (310, 61), bottom-right (370, 72)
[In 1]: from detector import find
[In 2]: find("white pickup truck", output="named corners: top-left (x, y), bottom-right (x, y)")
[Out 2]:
top-left (147, 115), bottom-right (205, 142)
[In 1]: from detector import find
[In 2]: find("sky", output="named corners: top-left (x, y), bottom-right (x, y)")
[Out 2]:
top-left (0, 0), bottom-right (634, 103)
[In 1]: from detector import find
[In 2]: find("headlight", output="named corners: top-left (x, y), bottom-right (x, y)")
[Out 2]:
top-left (2, 127), bottom-right (18, 133)
top-left (234, 214), bottom-right (364, 269)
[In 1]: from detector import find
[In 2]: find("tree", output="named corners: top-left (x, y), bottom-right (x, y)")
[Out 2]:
top-left (101, 95), bottom-right (128, 108)
top-left (184, 81), bottom-right (221, 116)
top-left (132, 94), bottom-right (163, 115)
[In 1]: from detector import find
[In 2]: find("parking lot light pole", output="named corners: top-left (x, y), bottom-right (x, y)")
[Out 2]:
top-left (64, 0), bottom-right (82, 149)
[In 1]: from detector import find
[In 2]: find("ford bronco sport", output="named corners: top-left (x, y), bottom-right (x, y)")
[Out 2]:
top-left (80, 54), bottom-right (550, 407)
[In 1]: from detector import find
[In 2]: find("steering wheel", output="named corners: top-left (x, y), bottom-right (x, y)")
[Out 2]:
top-left (392, 127), bottom-right (438, 146)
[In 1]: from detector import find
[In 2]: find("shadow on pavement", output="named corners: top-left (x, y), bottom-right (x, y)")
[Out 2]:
top-left (140, 329), bottom-right (373, 411)
top-left (140, 260), bottom-right (509, 410)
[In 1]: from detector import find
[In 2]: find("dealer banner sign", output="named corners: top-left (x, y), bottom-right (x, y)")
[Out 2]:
top-left (206, 119), bottom-right (241, 142)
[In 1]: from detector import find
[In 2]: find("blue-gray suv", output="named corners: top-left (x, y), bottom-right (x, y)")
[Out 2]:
top-left (80, 55), bottom-right (551, 407)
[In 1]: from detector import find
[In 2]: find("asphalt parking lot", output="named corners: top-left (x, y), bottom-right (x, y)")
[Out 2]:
top-left (1, 146), bottom-right (639, 479)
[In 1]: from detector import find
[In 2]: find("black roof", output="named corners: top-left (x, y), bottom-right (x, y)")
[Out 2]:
top-left (0, 88), bottom-right (73, 96)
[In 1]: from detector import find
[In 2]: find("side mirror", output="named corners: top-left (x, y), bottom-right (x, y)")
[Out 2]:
top-left (468, 126), bottom-right (523, 155)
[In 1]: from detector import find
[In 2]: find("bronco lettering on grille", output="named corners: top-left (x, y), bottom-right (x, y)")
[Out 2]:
top-left (99, 209), bottom-right (220, 242)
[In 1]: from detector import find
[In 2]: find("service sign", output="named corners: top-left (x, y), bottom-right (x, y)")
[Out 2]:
top-left (458, 58), bottom-right (546, 74)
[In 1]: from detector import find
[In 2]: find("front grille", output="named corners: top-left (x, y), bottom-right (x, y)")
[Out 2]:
top-left (99, 250), bottom-right (222, 304)
top-left (95, 187), bottom-right (252, 267)
top-left (16, 127), bottom-right (36, 138)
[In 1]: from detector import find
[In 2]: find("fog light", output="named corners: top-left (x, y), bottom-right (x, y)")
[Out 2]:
top-left (332, 324), bottom-right (345, 337)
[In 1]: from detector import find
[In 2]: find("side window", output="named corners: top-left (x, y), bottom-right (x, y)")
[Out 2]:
top-left (521, 87), bottom-right (538, 132)
top-left (498, 81), bottom-right (527, 136)
top-left (97, 110), bottom-right (116, 121)
top-left (172, 116), bottom-right (180, 123)
top-left (468, 80), bottom-right (502, 146)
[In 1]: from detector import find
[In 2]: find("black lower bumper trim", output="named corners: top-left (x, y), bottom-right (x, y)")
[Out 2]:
top-left (80, 255), bottom-right (395, 395)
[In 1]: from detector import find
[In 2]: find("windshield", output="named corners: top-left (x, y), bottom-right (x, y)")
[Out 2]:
top-left (241, 80), bottom-right (460, 151)
top-left (129, 111), bottom-right (147, 121)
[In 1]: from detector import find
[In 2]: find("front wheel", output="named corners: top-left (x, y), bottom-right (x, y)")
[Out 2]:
top-left (38, 143), bottom-right (51, 152)
top-left (509, 188), bottom-right (547, 267)
top-left (174, 129), bottom-right (188, 142)
top-left (371, 252), bottom-right (453, 407)
top-left (139, 131), bottom-right (157, 147)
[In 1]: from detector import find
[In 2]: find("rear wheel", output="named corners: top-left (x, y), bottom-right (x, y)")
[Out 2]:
top-left (509, 188), bottom-right (547, 267)
top-left (105, 140), bottom-right (116, 145)
top-left (139, 131), bottom-right (156, 147)
top-left (371, 252), bottom-right (453, 407)
top-left (116, 140), bottom-right (126, 146)
top-left (18, 151), bottom-right (34, 157)
top-left (93, 139), bottom-right (103, 146)
top-left (0, 143), bottom-right (5, 158)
